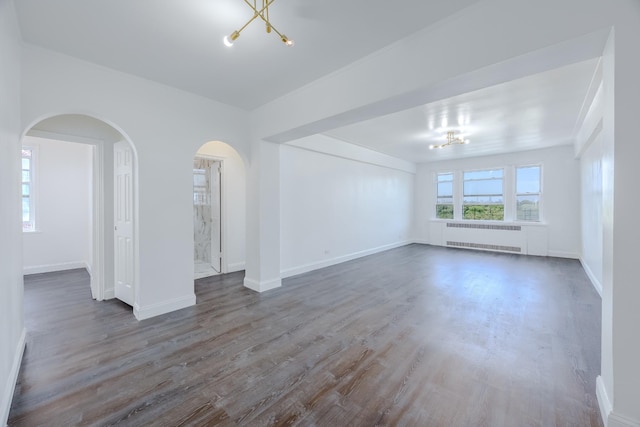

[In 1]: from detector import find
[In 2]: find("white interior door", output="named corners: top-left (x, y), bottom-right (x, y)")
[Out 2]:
top-left (211, 161), bottom-right (222, 273)
top-left (114, 141), bottom-right (134, 306)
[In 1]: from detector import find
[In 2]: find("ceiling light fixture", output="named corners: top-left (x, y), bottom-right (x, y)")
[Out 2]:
top-left (429, 131), bottom-right (470, 149)
top-left (223, 0), bottom-right (294, 47)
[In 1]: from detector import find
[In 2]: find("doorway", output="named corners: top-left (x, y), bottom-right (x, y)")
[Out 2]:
top-left (194, 156), bottom-right (223, 279)
top-left (192, 140), bottom-right (247, 280)
top-left (21, 114), bottom-right (137, 310)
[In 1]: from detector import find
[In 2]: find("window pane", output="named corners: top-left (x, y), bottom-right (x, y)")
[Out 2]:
top-left (22, 158), bottom-right (30, 169)
top-left (463, 205), bottom-right (504, 220)
top-left (517, 195), bottom-right (540, 221)
top-left (517, 166), bottom-right (540, 193)
top-left (437, 173), bottom-right (453, 183)
top-left (22, 170), bottom-right (30, 182)
top-left (436, 204), bottom-right (453, 219)
top-left (463, 179), bottom-right (503, 196)
top-left (463, 195), bottom-right (503, 204)
top-left (22, 197), bottom-right (30, 221)
top-left (463, 169), bottom-right (504, 220)
top-left (463, 169), bottom-right (503, 180)
top-left (437, 181), bottom-right (453, 197)
top-left (22, 184), bottom-right (29, 196)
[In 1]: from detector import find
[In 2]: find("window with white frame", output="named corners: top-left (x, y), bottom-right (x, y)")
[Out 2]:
top-left (463, 169), bottom-right (504, 220)
top-left (516, 165), bottom-right (541, 221)
top-left (436, 172), bottom-right (454, 219)
top-left (22, 147), bottom-right (36, 232)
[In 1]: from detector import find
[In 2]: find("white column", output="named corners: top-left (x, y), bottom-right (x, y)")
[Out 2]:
top-left (244, 139), bottom-right (281, 292)
top-left (597, 16), bottom-right (640, 427)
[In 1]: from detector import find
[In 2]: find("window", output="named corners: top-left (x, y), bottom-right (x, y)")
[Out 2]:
top-left (193, 168), bottom-right (210, 206)
top-left (22, 147), bottom-right (36, 232)
top-left (516, 165), bottom-right (541, 221)
top-left (436, 172), bottom-right (453, 219)
top-left (463, 169), bottom-right (504, 220)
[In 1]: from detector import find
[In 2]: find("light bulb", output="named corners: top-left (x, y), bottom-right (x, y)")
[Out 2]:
top-left (281, 35), bottom-right (294, 47)
top-left (223, 31), bottom-right (240, 47)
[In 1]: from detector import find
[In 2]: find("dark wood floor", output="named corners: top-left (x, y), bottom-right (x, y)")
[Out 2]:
top-left (9, 244), bottom-right (602, 426)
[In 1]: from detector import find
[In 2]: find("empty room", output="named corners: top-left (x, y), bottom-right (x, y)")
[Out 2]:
top-left (1, 1), bottom-right (639, 426)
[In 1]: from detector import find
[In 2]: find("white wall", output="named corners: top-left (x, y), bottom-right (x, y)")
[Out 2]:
top-left (196, 141), bottom-right (246, 273)
top-left (579, 134), bottom-right (603, 293)
top-left (415, 145), bottom-right (581, 258)
top-left (22, 136), bottom-right (93, 275)
top-left (575, 69), bottom-right (604, 297)
top-left (0, 1), bottom-right (24, 425)
top-left (280, 139), bottom-right (414, 277)
top-left (21, 43), bottom-right (250, 320)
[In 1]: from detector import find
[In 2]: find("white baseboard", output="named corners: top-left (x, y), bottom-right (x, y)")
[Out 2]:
top-left (243, 277), bottom-right (281, 293)
top-left (1, 328), bottom-right (26, 427)
top-left (596, 376), bottom-right (640, 427)
top-left (580, 257), bottom-right (603, 297)
top-left (23, 261), bottom-right (89, 275)
top-left (609, 413), bottom-right (640, 427)
top-left (412, 239), bottom-right (430, 245)
top-left (103, 288), bottom-right (115, 300)
top-left (547, 250), bottom-right (580, 259)
top-left (280, 241), bottom-right (411, 279)
top-left (597, 376), bottom-right (613, 427)
top-left (133, 293), bottom-right (196, 321)
top-left (227, 262), bottom-right (245, 273)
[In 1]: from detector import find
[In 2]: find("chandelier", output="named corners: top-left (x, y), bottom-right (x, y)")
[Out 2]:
top-left (223, 0), bottom-right (294, 47)
top-left (429, 131), bottom-right (470, 150)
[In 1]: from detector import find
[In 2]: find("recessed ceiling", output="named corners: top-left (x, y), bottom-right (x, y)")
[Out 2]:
top-left (323, 58), bottom-right (599, 163)
top-left (14, 0), bottom-right (481, 110)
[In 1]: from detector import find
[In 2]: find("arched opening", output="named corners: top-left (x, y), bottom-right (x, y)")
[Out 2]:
top-left (21, 113), bottom-right (138, 311)
top-left (192, 141), bottom-right (246, 279)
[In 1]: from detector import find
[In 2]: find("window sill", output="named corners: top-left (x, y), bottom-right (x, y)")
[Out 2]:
top-left (429, 218), bottom-right (547, 226)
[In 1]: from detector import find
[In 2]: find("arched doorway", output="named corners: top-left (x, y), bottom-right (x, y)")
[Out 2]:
top-left (193, 141), bottom-right (246, 279)
top-left (21, 114), bottom-right (138, 309)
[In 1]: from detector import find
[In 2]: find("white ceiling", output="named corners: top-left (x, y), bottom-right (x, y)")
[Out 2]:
top-left (324, 59), bottom-right (599, 163)
top-left (14, 0), bottom-right (599, 163)
top-left (14, 0), bottom-right (480, 110)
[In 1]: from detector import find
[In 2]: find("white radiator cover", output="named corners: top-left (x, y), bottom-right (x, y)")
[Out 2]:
top-left (429, 221), bottom-right (548, 256)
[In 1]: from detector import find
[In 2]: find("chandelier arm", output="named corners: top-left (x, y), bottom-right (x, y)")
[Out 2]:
top-left (242, 0), bottom-right (277, 18)
top-left (243, 0), bottom-right (289, 42)
top-left (260, 20), bottom-right (286, 39)
top-left (227, 0), bottom-right (291, 46)
top-left (235, 12), bottom-right (261, 35)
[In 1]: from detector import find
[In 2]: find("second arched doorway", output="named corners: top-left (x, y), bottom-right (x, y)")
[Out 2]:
top-left (193, 141), bottom-right (246, 279)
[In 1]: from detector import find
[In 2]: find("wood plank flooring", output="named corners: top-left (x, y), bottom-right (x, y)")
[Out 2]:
top-left (9, 244), bottom-right (603, 426)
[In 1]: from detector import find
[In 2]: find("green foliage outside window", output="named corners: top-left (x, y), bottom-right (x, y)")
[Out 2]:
top-left (436, 204), bottom-right (453, 219)
top-left (463, 205), bottom-right (504, 220)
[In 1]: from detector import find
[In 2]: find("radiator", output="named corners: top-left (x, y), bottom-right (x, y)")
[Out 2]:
top-left (444, 222), bottom-right (523, 253)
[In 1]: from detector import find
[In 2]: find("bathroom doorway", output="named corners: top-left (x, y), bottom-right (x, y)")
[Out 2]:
top-left (193, 156), bottom-right (222, 278)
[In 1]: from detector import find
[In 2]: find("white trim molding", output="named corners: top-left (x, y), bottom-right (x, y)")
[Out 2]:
top-left (280, 241), bottom-right (411, 279)
top-left (1, 328), bottom-right (26, 427)
top-left (546, 250), bottom-right (580, 259)
top-left (580, 257), bottom-right (603, 297)
top-left (133, 294), bottom-right (196, 321)
top-left (243, 277), bottom-right (281, 292)
top-left (23, 261), bottom-right (89, 276)
top-left (227, 262), bottom-right (245, 273)
top-left (597, 376), bottom-right (640, 427)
